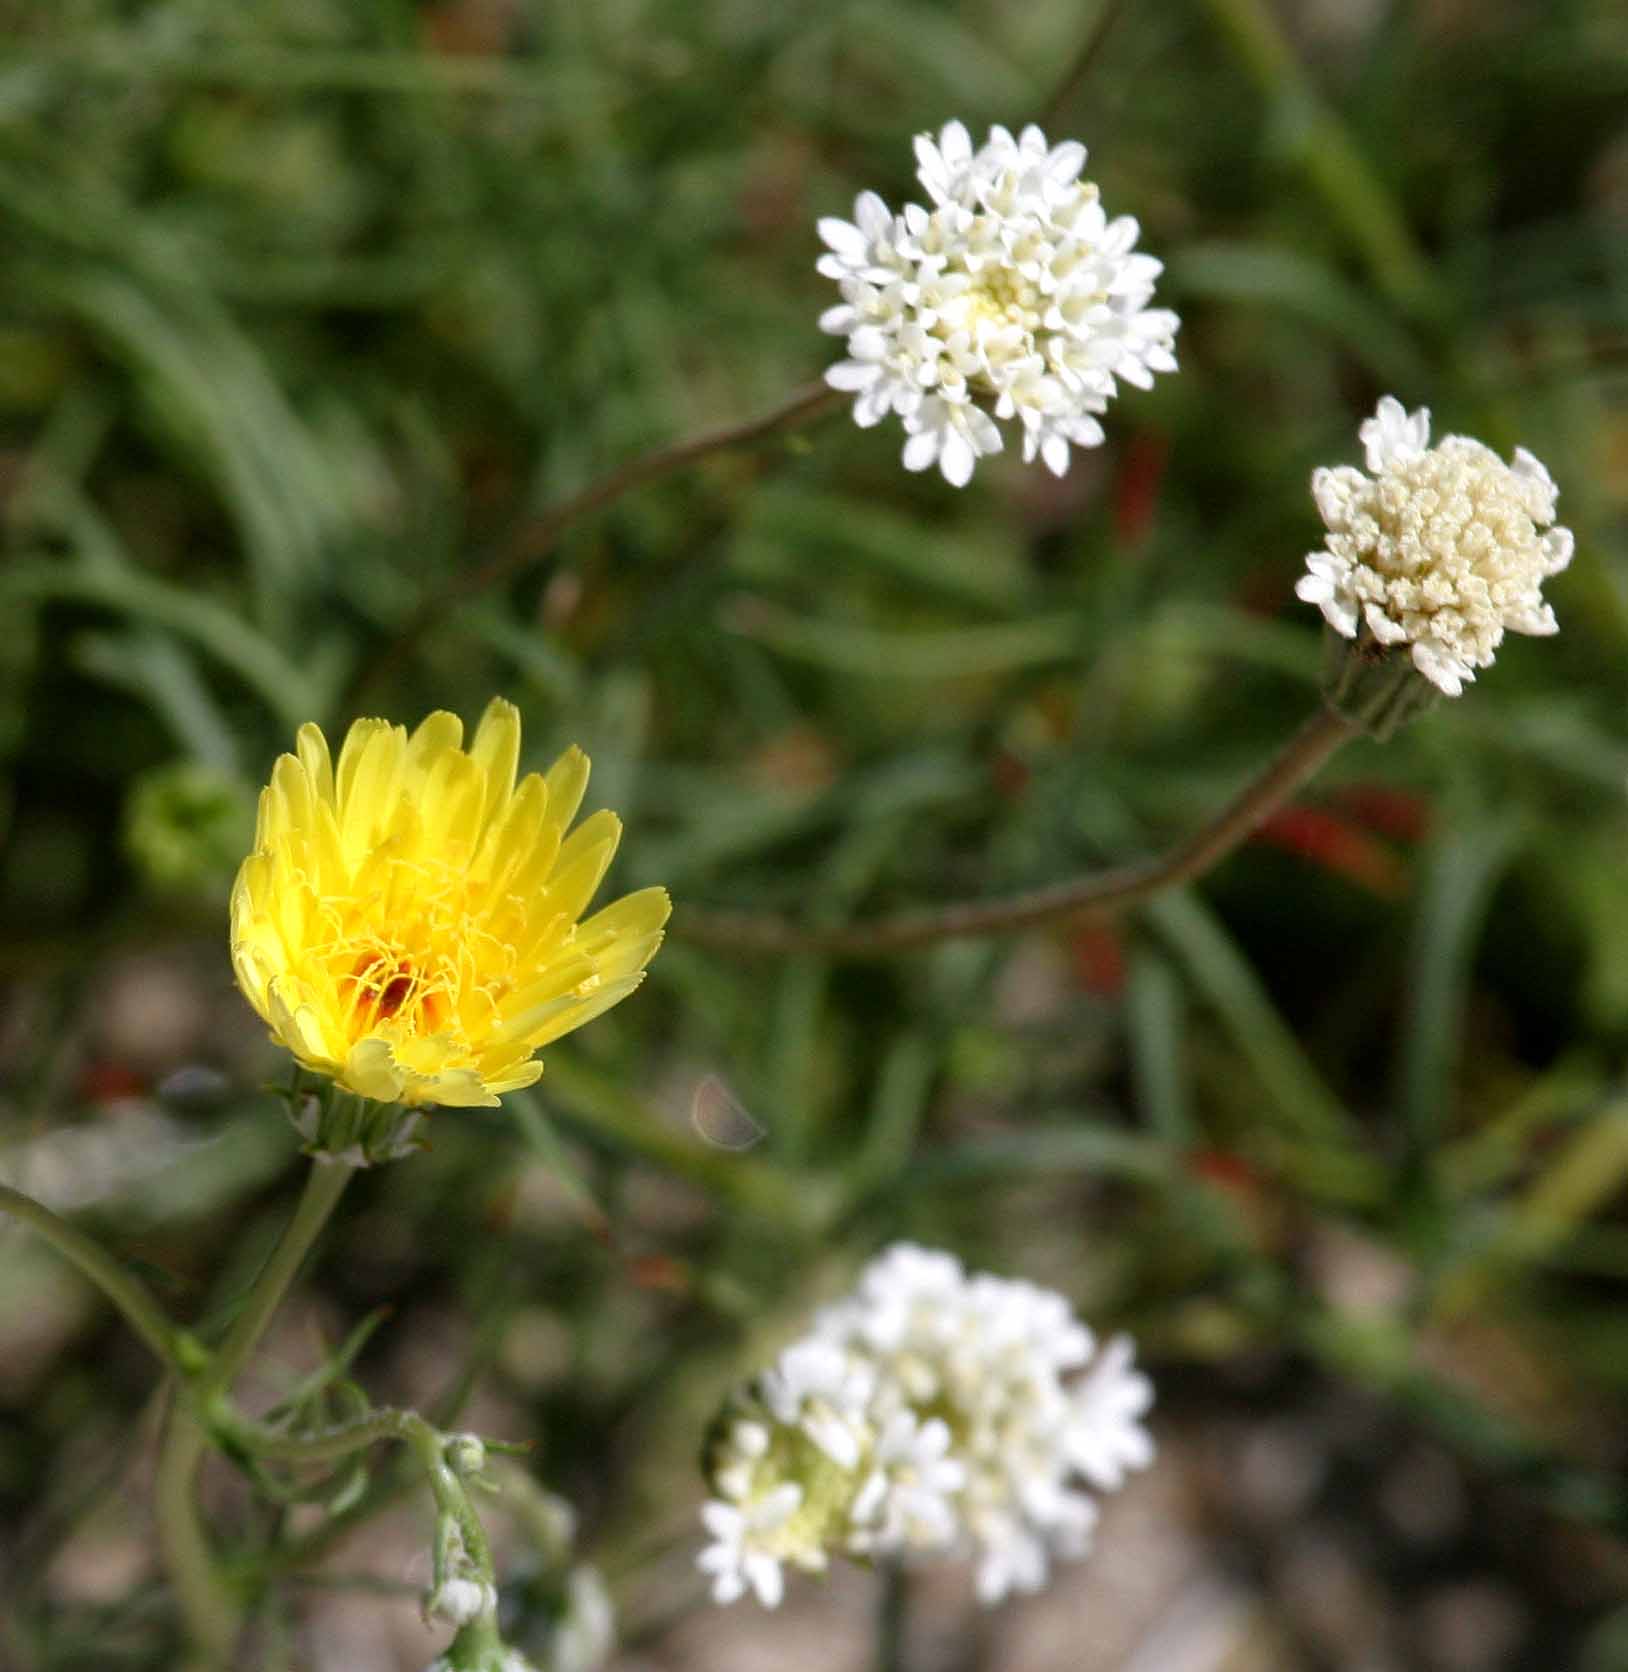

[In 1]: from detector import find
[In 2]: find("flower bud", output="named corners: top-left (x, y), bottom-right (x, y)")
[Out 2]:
top-left (123, 761), bottom-right (254, 896)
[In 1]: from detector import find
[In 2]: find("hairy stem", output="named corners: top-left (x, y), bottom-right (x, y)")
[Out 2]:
top-left (677, 704), bottom-right (1358, 957)
top-left (155, 1160), bottom-right (355, 1665)
top-left (348, 380), bottom-right (841, 708)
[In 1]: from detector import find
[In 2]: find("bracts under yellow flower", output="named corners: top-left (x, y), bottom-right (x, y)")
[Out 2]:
top-left (232, 700), bottom-right (669, 1139)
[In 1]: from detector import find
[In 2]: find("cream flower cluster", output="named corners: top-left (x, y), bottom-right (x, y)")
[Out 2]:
top-left (698, 1244), bottom-right (1154, 1608)
top-left (818, 121), bottom-right (1179, 485)
top-left (1298, 397), bottom-right (1574, 696)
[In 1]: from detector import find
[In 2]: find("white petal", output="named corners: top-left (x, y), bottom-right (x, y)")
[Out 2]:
top-left (1506, 602), bottom-right (1558, 636)
top-left (940, 120), bottom-right (973, 166)
top-left (1297, 574), bottom-right (1357, 636)
top-left (1361, 395), bottom-right (1428, 472)
top-left (902, 430), bottom-right (941, 473)
top-left (854, 190), bottom-right (892, 240)
top-left (825, 359), bottom-right (883, 392)
top-left (967, 408), bottom-right (1004, 452)
top-left (939, 429), bottom-right (976, 487)
top-left (1510, 445), bottom-right (1555, 493)
top-left (747, 1554), bottom-right (784, 1608)
top-left (701, 1502), bottom-right (744, 1539)
top-left (817, 217), bottom-right (868, 260)
top-left (852, 384), bottom-right (892, 428)
top-left (1363, 602), bottom-right (1409, 645)
top-left (1066, 415), bottom-right (1104, 449)
top-left (1410, 640), bottom-right (1466, 696)
top-left (1045, 140), bottom-right (1087, 185)
top-left (711, 1572), bottom-right (745, 1605)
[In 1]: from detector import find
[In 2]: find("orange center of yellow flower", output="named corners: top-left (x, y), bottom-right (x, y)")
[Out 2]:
top-left (345, 950), bottom-right (448, 1040)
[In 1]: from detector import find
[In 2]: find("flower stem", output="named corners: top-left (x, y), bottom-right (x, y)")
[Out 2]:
top-left (0, 1183), bottom-right (187, 1370)
top-left (347, 379), bottom-right (842, 709)
top-left (155, 1159), bottom-right (356, 1666)
top-left (223, 1403), bottom-right (417, 1467)
top-left (1039, 0), bottom-right (1128, 130)
top-left (214, 1162), bottom-right (356, 1391)
top-left (877, 1563), bottom-right (910, 1672)
top-left (676, 704), bottom-right (1358, 957)
top-left (221, 1403), bottom-right (491, 1554)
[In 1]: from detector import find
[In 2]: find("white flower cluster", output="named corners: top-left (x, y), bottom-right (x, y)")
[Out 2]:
top-left (698, 1244), bottom-right (1154, 1608)
top-left (819, 121), bottom-right (1179, 486)
top-left (1298, 397), bottom-right (1574, 696)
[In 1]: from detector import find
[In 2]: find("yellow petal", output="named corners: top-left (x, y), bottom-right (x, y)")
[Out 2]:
top-left (469, 773), bottom-right (552, 903)
top-left (540, 746), bottom-right (590, 841)
top-left (269, 975), bottom-right (342, 1069)
top-left (405, 710), bottom-right (465, 783)
top-left (481, 1060), bottom-right (547, 1096)
top-left (419, 1068), bottom-right (500, 1109)
top-left (495, 953), bottom-right (603, 1036)
top-left (343, 1036), bottom-right (410, 1104)
top-left (335, 717), bottom-right (394, 809)
top-left (337, 722), bottom-right (407, 866)
top-left (591, 930), bottom-right (666, 984)
top-left (230, 938), bottom-right (272, 1019)
top-left (296, 723), bottom-right (335, 808)
top-left (265, 753), bottom-right (315, 846)
top-left (575, 887), bottom-right (672, 954)
top-left (231, 705), bottom-right (664, 1110)
top-left (418, 748), bottom-right (486, 861)
top-left (520, 973), bottom-right (646, 1051)
top-left (251, 779), bottom-right (278, 850)
top-left (471, 698), bottom-right (522, 822)
top-left (536, 813), bottom-right (621, 924)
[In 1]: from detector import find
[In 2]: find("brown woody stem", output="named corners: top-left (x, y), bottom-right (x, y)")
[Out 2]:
top-left (347, 381), bottom-right (841, 709)
top-left (676, 704), bottom-right (1358, 958)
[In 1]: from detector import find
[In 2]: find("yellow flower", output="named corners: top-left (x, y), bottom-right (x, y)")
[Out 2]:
top-left (231, 699), bottom-right (669, 1109)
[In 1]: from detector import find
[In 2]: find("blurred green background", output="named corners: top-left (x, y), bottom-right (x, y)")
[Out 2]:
top-left (2, 0), bottom-right (1628, 1667)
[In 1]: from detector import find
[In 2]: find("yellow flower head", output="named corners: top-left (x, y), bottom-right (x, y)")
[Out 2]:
top-left (231, 699), bottom-right (669, 1109)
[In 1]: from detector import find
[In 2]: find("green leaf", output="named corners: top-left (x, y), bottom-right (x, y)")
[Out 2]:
top-left (1147, 892), bottom-right (1358, 1147)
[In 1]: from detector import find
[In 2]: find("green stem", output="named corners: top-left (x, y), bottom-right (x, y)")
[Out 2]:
top-left (155, 1160), bottom-right (355, 1666)
top-left (0, 1183), bottom-right (187, 1369)
top-left (213, 1163), bottom-right (355, 1392)
top-left (404, 1418), bottom-right (498, 1581)
top-left (225, 1404), bottom-right (418, 1467)
top-left (219, 1403), bottom-right (486, 1538)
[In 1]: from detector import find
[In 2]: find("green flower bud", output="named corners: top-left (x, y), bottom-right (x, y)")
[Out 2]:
top-left (123, 761), bottom-right (254, 896)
